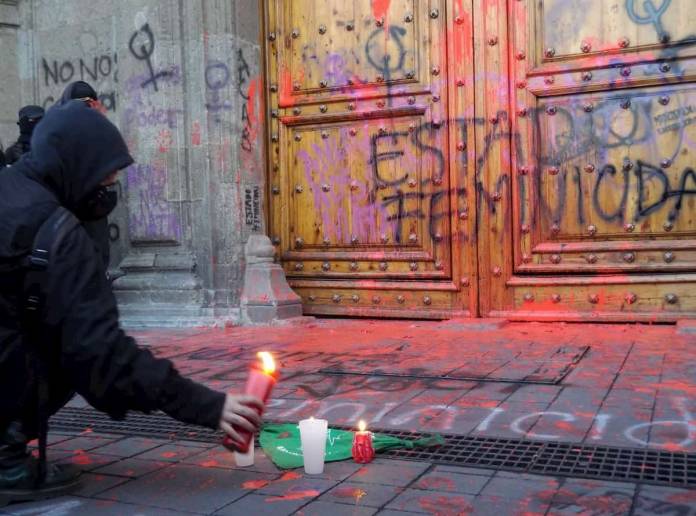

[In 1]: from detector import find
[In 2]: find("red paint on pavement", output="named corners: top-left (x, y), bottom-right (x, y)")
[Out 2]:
top-left (417, 476), bottom-right (456, 491)
top-left (419, 495), bottom-right (473, 515)
top-left (333, 486), bottom-right (368, 501)
top-left (161, 451), bottom-right (178, 459)
top-left (243, 479), bottom-right (270, 489)
top-left (72, 451), bottom-right (91, 465)
top-left (278, 471), bottom-right (302, 482)
top-left (265, 490), bottom-right (321, 503)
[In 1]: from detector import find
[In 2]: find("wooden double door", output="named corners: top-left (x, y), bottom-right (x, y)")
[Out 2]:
top-left (262, 0), bottom-right (696, 321)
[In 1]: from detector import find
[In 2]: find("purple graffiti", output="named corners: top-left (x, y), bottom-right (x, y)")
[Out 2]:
top-left (126, 161), bottom-right (181, 242)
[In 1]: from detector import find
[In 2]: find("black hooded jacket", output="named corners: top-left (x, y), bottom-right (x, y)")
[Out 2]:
top-left (0, 101), bottom-right (224, 430)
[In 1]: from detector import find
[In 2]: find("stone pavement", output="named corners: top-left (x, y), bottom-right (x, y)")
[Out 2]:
top-left (2, 319), bottom-right (696, 515)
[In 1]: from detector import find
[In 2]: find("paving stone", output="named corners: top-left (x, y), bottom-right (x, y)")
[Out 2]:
top-left (312, 460), bottom-right (364, 481)
top-left (295, 501), bottom-right (377, 515)
top-left (49, 436), bottom-right (118, 453)
top-left (546, 478), bottom-right (635, 515)
top-left (504, 385), bottom-right (563, 405)
top-left (386, 489), bottom-right (474, 514)
top-left (27, 433), bottom-right (76, 447)
top-left (214, 493), bottom-right (308, 516)
top-left (181, 446), bottom-right (280, 474)
top-left (432, 465), bottom-right (495, 477)
top-left (92, 458), bottom-right (171, 478)
top-left (634, 485), bottom-right (696, 515)
top-left (0, 496), bottom-right (192, 515)
top-left (174, 439), bottom-right (218, 449)
top-left (52, 450), bottom-right (119, 472)
top-left (89, 437), bottom-right (169, 457)
top-left (411, 471), bottom-right (489, 495)
top-left (71, 472), bottom-right (131, 497)
top-left (131, 443), bottom-right (207, 462)
top-left (380, 403), bottom-right (455, 432)
top-left (458, 382), bottom-right (516, 402)
top-left (255, 473), bottom-right (338, 497)
top-left (348, 461), bottom-right (430, 487)
top-left (469, 408), bottom-right (542, 439)
top-left (481, 474), bottom-right (561, 500)
top-left (97, 464), bottom-right (276, 514)
top-left (407, 387), bottom-right (474, 405)
top-left (377, 511), bottom-right (424, 516)
top-left (524, 410), bottom-right (596, 443)
top-left (320, 481), bottom-right (402, 508)
top-left (472, 494), bottom-right (551, 516)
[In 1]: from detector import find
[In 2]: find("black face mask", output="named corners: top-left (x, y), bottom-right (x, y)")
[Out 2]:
top-left (74, 186), bottom-right (118, 221)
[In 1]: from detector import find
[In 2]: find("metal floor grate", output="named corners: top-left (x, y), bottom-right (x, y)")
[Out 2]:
top-left (51, 407), bottom-right (696, 488)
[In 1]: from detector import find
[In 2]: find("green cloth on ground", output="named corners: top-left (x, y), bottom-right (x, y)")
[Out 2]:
top-left (260, 423), bottom-right (445, 469)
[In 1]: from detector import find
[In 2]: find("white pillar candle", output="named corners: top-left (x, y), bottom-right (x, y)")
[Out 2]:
top-left (298, 417), bottom-right (328, 474)
top-left (234, 443), bottom-right (255, 467)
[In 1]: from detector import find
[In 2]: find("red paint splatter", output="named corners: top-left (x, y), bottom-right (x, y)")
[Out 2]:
top-left (199, 460), bottom-right (219, 468)
top-left (279, 471), bottom-right (302, 481)
top-left (265, 490), bottom-right (320, 503)
top-left (419, 495), bottom-right (473, 514)
top-left (417, 476), bottom-right (456, 491)
top-left (243, 479), bottom-right (270, 489)
top-left (161, 452), bottom-right (178, 459)
top-left (72, 451), bottom-right (91, 466)
top-left (333, 487), bottom-right (368, 501)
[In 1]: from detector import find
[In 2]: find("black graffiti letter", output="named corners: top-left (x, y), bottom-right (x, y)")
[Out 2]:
top-left (668, 167), bottom-right (696, 222)
top-left (593, 164), bottom-right (629, 222)
top-left (635, 160), bottom-right (669, 219)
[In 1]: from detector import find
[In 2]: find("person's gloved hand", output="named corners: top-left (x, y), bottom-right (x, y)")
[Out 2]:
top-left (218, 394), bottom-right (264, 449)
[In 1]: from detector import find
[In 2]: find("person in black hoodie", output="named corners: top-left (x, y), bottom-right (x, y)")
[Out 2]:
top-left (54, 81), bottom-right (112, 270)
top-left (4, 106), bottom-right (44, 166)
top-left (0, 100), bottom-right (262, 505)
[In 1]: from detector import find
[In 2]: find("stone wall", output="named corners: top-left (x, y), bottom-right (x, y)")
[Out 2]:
top-left (1, 0), bottom-right (268, 326)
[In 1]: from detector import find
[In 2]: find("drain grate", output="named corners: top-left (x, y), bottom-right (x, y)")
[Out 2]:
top-left (51, 407), bottom-right (696, 488)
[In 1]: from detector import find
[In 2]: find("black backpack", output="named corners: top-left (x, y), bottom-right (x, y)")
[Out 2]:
top-left (22, 207), bottom-right (79, 483)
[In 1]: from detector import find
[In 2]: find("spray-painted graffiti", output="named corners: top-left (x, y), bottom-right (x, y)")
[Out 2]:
top-left (40, 54), bottom-right (118, 111)
top-left (237, 49), bottom-right (257, 152)
top-left (205, 61), bottom-right (232, 121)
top-left (625, 0), bottom-right (672, 42)
top-left (128, 23), bottom-right (173, 92)
top-left (126, 161), bottom-right (181, 242)
top-left (245, 186), bottom-right (262, 232)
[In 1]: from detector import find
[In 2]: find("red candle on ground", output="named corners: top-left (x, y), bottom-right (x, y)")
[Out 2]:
top-left (352, 421), bottom-right (375, 464)
top-left (223, 351), bottom-right (278, 453)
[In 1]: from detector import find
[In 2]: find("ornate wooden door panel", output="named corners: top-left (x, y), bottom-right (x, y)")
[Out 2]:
top-left (481, 0), bottom-right (696, 320)
top-left (263, 0), bottom-right (477, 317)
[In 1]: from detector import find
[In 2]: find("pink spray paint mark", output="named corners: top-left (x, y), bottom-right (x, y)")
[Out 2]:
top-left (371, 0), bottom-right (391, 30)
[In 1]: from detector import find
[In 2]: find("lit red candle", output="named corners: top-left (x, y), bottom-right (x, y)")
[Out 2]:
top-left (223, 351), bottom-right (278, 453)
top-left (351, 420), bottom-right (375, 464)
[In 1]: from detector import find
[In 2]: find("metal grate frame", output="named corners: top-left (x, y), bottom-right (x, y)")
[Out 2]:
top-left (51, 407), bottom-right (695, 488)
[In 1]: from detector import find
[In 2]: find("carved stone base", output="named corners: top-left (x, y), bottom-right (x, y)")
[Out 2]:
top-left (113, 251), bottom-right (239, 328)
top-left (240, 235), bottom-right (303, 324)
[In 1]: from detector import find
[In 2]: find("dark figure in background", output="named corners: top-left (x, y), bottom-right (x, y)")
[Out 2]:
top-left (55, 81), bottom-right (112, 269)
top-left (0, 101), bottom-right (263, 505)
top-left (0, 145), bottom-right (5, 168)
top-left (4, 106), bottom-right (44, 166)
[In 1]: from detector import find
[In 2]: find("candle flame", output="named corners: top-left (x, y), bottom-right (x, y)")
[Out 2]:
top-left (358, 420), bottom-right (367, 432)
top-left (258, 351), bottom-right (276, 374)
